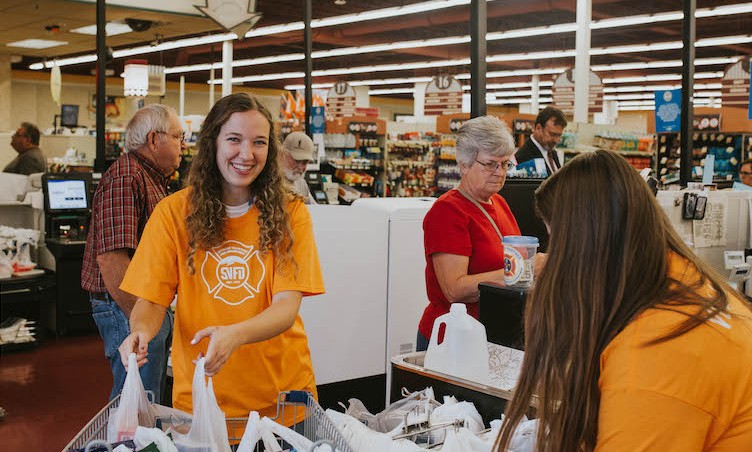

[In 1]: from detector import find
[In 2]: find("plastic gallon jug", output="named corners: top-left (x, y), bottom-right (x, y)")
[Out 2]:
top-left (503, 235), bottom-right (539, 288)
top-left (424, 304), bottom-right (490, 384)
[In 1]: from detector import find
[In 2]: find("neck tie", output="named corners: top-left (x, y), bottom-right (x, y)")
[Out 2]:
top-left (547, 151), bottom-right (558, 174)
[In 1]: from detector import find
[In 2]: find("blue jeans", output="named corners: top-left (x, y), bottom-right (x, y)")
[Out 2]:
top-left (91, 293), bottom-right (173, 404)
top-left (416, 331), bottom-right (429, 352)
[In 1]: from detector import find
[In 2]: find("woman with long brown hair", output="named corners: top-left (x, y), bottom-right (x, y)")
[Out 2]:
top-left (496, 150), bottom-right (752, 451)
top-left (117, 93), bottom-right (324, 423)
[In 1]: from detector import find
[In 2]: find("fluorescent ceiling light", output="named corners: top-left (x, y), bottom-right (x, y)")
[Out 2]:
top-left (490, 90), bottom-right (553, 98)
top-left (314, 58), bottom-right (470, 77)
top-left (602, 72), bottom-right (723, 83)
top-left (369, 88), bottom-right (415, 95)
top-left (71, 22), bottom-right (133, 36)
top-left (488, 97), bottom-right (553, 105)
top-left (592, 56), bottom-right (739, 71)
top-left (487, 50), bottom-right (576, 63)
top-left (604, 83), bottom-right (722, 93)
top-left (351, 77), bottom-right (433, 86)
top-left (28, 1), bottom-right (752, 70)
top-left (284, 83), bottom-right (335, 90)
top-left (7, 39), bottom-right (67, 49)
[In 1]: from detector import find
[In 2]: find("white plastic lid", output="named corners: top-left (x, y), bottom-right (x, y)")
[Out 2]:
top-left (503, 235), bottom-right (540, 246)
top-left (450, 303), bottom-right (468, 314)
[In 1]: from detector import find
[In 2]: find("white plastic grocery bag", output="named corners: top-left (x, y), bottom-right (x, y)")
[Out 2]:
top-left (107, 353), bottom-right (156, 442)
top-left (172, 357), bottom-right (231, 452)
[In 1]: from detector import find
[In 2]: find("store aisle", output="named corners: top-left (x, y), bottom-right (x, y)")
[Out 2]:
top-left (0, 333), bottom-right (110, 452)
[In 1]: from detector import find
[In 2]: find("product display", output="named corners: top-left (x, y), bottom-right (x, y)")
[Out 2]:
top-left (386, 134), bottom-right (439, 197)
top-left (656, 132), bottom-right (752, 184)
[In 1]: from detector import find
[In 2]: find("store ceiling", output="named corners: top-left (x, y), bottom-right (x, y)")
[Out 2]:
top-left (2, 0), bottom-right (751, 102)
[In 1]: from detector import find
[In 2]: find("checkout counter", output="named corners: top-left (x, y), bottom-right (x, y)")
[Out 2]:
top-left (0, 172), bottom-right (95, 338)
top-left (390, 284), bottom-right (527, 424)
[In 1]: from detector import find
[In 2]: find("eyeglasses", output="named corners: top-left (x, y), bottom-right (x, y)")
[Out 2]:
top-left (156, 130), bottom-right (186, 143)
top-left (475, 159), bottom-right (514, 173)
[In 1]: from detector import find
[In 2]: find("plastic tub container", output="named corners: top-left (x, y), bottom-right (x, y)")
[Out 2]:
top-left (503, 235), bottom-right (539, 288)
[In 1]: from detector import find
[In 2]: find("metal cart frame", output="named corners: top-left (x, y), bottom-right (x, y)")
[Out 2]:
top-left (63, 391), bottom-right (352, 452)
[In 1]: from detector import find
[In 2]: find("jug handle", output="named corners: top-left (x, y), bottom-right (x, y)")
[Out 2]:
top-left (429, 318), bottom-right (446, 349)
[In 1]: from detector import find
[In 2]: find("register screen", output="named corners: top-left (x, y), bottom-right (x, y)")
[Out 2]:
top-left (47, 179), bottom-right (88, 210)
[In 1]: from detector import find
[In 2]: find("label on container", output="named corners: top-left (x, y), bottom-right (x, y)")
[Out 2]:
top-left (504, 245), bottom-right (524, 285)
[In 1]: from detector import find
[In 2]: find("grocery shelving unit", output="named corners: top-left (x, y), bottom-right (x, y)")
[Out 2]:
top-left (323, 117), bottom-right (386, 201)
top-left (656, 131), bottom-right (752, 185)
top-left (385, 133), bottom-right (438, 197)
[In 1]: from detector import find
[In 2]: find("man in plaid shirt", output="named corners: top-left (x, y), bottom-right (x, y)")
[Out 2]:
top-left (82, 104), bottom-right (184, 403)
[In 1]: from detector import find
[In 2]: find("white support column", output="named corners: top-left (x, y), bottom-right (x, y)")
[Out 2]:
top-left (209, 66), bottom-right (216, 108)
top-left (179, 75), bottom-right (185, 118)
top-left (531, 74), bottom-right (540, 112)
top-left (414, 82), bottom-right (428, 119)
top-left (354, 86), bottom-right (370, 108)
top-left (574, 0), bottom-right (592, 123)
top-left (222, 40), bottom-right (233, 98)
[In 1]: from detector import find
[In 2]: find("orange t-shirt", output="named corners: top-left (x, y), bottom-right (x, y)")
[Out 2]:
top-left (597, 254), bottom-right (752, 450)
top-left (121, 189), bottom-right (325, 420)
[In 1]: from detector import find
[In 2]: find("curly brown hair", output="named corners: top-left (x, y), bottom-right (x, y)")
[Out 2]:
top-left (185, 93), bottom-right (300, 275)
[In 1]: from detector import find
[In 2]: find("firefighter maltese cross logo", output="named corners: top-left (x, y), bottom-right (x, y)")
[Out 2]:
top-left (200, 240), bottom-right (266, 306)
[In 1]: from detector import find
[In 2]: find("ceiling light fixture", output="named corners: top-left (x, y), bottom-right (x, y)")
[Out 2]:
top-left (7, 39), bottom-right (68, 49)
top-left (71, 22), bottom-right (134, 36)
top-left (28, 1), bottom-right (752, 70)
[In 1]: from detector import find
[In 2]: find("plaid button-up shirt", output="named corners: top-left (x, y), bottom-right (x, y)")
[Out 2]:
top-left (81, 151), bottom-right (170, 293)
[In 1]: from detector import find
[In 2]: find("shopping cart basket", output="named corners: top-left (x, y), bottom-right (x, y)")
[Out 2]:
top-left (63, 390), bottom-right (352, 452)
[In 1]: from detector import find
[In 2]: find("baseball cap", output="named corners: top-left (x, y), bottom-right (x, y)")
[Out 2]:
top-left (283, 131), bottom-right (315, 161)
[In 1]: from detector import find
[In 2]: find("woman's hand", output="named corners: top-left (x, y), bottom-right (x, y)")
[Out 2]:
top-left (191, 325), bottom-right (242, 376)
top-left (119, 331), bottom-right (152, 368)
top-left (534, 252), bottom-right (548, 277)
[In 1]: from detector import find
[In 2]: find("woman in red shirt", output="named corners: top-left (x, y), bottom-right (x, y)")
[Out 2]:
top-left (417, 115), bottom-right (521, 351)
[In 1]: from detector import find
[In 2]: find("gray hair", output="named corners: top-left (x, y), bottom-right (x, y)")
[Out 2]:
top-left (124, 104), bottom-right (177, 152)
top-left (455, 115), bottom-right (515, 167)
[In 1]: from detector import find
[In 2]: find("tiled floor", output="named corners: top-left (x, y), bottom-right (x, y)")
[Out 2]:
top-left (0, 333), bottom-right (111, 452)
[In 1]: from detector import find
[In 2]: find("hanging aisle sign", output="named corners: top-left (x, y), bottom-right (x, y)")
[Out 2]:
top-left (424, 75), bottom-right (463, 116)
top-left (326, 81), bottom-right (357, 119)
top-left (654, 89), bottom-right (682, 133)
top-left (552, 69), bottom-right (604, 115)
top-left (721, 58), bottom-right (751, 110)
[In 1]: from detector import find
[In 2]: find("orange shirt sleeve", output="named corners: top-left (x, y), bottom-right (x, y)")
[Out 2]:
top-left (271, 201), bottom-right (325, 297)
top-left (120, 198), bottom-right (180, 307)
top-left (596, 388), bottom-right (712, 451)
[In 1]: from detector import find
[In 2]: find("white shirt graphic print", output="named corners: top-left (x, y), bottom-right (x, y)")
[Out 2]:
top-left (200, 240), bottom-right (266, 306)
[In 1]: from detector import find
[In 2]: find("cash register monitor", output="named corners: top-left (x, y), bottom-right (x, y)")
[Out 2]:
top-left (44, 177), bottom-right (89, 212)
top-left (43, 174), bottom-right (92, 239)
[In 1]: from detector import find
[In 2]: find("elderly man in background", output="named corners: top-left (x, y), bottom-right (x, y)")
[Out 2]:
top-left (82, 104), bottom-right (184, 403)
top-left (281, 131), bottom-right (317, 204)
top-left (4, 122), bottom-right (47, 175)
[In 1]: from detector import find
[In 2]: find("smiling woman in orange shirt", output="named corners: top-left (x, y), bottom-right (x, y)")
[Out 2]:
top-left (117, 93), bottom-right (324, 424)
top-left (495, 150), bottom-right (752, 451)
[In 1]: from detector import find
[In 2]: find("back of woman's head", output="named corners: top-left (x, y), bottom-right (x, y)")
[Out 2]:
top-left (186, 93), bottom-right (294, 275)
top-left (496, 150), bottom-right (732, 451)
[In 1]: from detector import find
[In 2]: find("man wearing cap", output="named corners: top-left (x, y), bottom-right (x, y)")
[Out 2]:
top-left (281, 131), bottom-right (317, 204)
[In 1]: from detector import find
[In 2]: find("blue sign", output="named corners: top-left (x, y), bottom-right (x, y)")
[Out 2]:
top-left (654, 89), bottom-right (682, 133)
top-left (310, 106), bottom-right (325, 134)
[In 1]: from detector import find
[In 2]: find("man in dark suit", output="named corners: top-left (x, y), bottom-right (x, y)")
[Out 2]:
top-left (515, 106), bottom-right (567, 177)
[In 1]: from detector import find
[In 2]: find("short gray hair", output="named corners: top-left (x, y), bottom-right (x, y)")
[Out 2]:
top-left (125, 104), bottom-right (177, 152)
top-left (455, 115), bottom-right (515, 167)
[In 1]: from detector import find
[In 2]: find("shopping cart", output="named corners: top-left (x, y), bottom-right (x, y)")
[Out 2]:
top-left (63, 390), bottom-right (352, 452)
